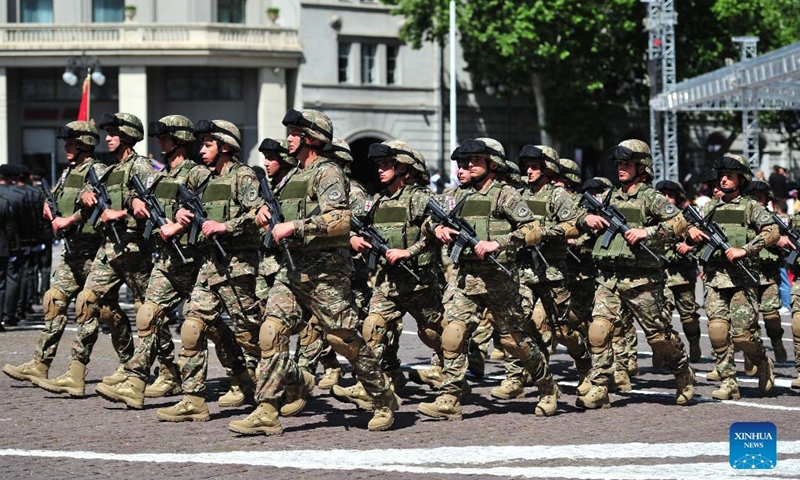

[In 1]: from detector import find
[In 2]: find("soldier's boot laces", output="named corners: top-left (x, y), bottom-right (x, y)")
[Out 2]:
top-left (3, 358), bottom-right (48, 383)
top-left (317, 367), bottom-right (342, 390)
top-left (417, 393), bottom-right (463, 421)
top-left (758, 357), bottom-right (775, 394)
top-left (744, 356), bottom-right (758, 376)
top-left (156, 394), bottom-right (210, 422)
top-left (711, 377), bottom-right (741, 400)
top-left (35, 360), bottom-right (86, 397)
top-left (534, 380), bottom-right (560, 417)
top-left (368, 389), bottom-right (401, 431)
top-left (689, 339), bottom-right (702, 363)
top-left (229, 401), bottom-right (282, 436)
top-left (102, 364), bottom-right (128, 386)
top-left (771, 338), bottom-right (788, 364)
top-left (675, 367), bottom-right (695, 406)
top-left (408, 365), bottom-right (443, 389)
top-left (490, 379), bottom-right (525, 400)
top-left (612, 370), bottom-right (632, 392)
top-left (218, 370), bottom-right (255, 408)
top-left (280, 370), bottom-right (315, 416)
top-left (144, 363), bottom-right (182, 398)
top-left (96, 376), bottom-right (146, 409)
top-left (331, 381), bottom-right (374, 411)
top-left (576, 385), bottom-right (610, 409)
top-left (706, 368), bottom-right (721, 381)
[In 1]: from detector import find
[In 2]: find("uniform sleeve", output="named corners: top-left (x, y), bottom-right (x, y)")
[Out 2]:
top-left (124, 157), bottom-right (156, 210)
top-left (743, 202), bottom-right (779, 255)
top-left (496, 186), bottom-right (542, 251)
top-left (224, 166), bottom-right (264, 235)
top-left (406, 187), bottom-right (433, 257)
top-left (646, 190), bottom-right (686, 241)
top-left (544, 187), bottom-right (579, 240)
top-left (293, 162), bottom-right (351, 240)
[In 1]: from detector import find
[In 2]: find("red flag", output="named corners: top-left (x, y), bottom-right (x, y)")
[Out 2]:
top-left (77, 75), bottom-right (90, 121)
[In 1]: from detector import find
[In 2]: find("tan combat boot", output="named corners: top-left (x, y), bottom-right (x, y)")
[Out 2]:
top-left (576, 374), bottom-right (592, 396)
top-left (534, 380), bottom-right (560, 417)
top-left (218, 370), bottom-right (255, 408)
top-left (711, 377), bottom-right (741, 400)
top-left (758, 357), bottom-right (775, 394)
top-left (156, 394), bottom-right (211, 422)
top-left (417, 393), bottom-right (462, 421)
top-left (489, 348), bottom-right (506, 361)
top-left (331, 381), bottom-right (374, 411)
top-left (229, 401), bottom-right (282, 436)
top-left (627, 357), bottom-right (639, 377)
top-left (317, 367), bottom-right (342, 390)
top-left (576, 385), bottom-right (610, 409)
top-left (675, 367), bottom-right (694, 406)
top-left (280, 370), bottom-right (315, 416)
top-left (144, 363), bottom-right (182, 398)
top-left (3, 359), bottom-right (48, 383)
top-left (792, 375), bottom-right (800, 390)
top-left (408, 365), bottom-right (443, 389)
top-left (611, 370), bottom-right (632, 392)
top-left (688, 339), bottom-right (702, 363)
top-left (102, 364), bottom-right (127, 386)
top-left (35, 360), bottom-right (86, 397)
top-left (706, 368), bottom-right (720, 381)
top-left (368, 388), bottom-right (401, 431)
top-left (96, 376), bottom-right (146, 409)
top-left (490, 378), bottom-right (525, 400)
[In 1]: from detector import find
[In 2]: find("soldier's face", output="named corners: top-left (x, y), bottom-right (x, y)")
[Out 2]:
top-left (467, 155), bottom-right (489, 179)
top-left (286, 127), bottom-right (303, 152)
top-left (719, 171), bottom-right (741, 191)
top-left (105, 129), bottom-right (122, 152)
top-left (456, 161), bottom-right (470, 184)
top-left (156, 134), bottom-right (176, 156)
top-left (616, 159), bottom-right (637, 182)
top-left (263, 153), bottom-right (282, 177)
top-left (376, 158), bottom-right (397, 184)
top-left (63, 139), bottom-right (79, 162)
top-left (525, 159), bottom-right (544, 183)
top-left (199, 134), bottom-right (219, 165)
top-left (753, 192), bottom-right (768, 206)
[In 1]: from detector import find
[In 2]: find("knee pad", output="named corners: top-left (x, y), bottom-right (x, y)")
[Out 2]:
top-left (133, 298), bottom-right (143, 314)
top-left (499, 333), bottom-right (532, 361)
top-left (532, 303), bottom-right (548, 332)
top-left (326, 328), bottom-right (364, 363)
top-left (298, 319), bottom-right (320, 348)
top-left (98, 302), bottom-right (124, 327)
top-left (135, 301), bottom-right (160, 338)
top-left (362, 313), bottom-right (387, 350)
top-left (75, 289), bottom-right (99, 324)
top-left (42, 288), bottom-right (68, 321)
top-left (180, 317), bottom-right (206, 356)
top-left (707, 318), bottom-right (730, 353)
top-left (417, 326), bottom-right (441, 351)
top-left (793, 314), bottom-right (800, 342)
top-left (646, 332), bottom-right (677, 360)
top-left (441, 321), bottom-right (467, 359)
top-left (588, 318), bottom-right (613, 354)
top-left (259, 318), bottom-right (290, 358)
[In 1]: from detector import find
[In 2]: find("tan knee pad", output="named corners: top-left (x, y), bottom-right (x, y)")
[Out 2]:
top-left (259, 318), bottom-right (290, 358)
top-left (75, 289), bottom-right (99, 324)
top-left (707, 318), bottom-right (730, 354)
top-left (532, 303), bottom-right (548, 332)
top-left (180, 317), bottom-right (206, 356)
top-left (441, 321), bottom-right (467, 360)
top-left (362, 313), bottom-right (387, 350)
top-left (793, 314), bottom-right (800, 342)
top-left (499, 333), bottom-right (532, 361)
top-left (646, 332), bottom-right (677, 360)
top-left (417, 326), bottom-right (441, 351)
top-left (135, 301), bottom-right (161, 337)
top-left (43, 288), bottom-right (69, 321)
top-left (98, 302), bottom-right (124, 327)
top-left (588, 318), bottom-right (613, 354)
top-left (326, 328), bottom-right (364, 363)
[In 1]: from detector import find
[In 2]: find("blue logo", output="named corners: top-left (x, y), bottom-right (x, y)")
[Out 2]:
top-left (730, 422), bottom-right (777, 469)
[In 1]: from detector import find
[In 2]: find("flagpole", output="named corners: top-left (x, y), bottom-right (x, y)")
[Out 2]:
top-left (86, 67), bottom-right (92, 120)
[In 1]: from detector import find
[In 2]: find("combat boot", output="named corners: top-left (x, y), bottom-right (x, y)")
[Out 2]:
top-left (35, 360), bottom-right (86, 397)
top-left (712, 377), bottom-right (741, 400)
top-left (534, 380), bottom-right (560, 417)
top-left (489, 348), bottom-right (506, 361)
top-left (575, 374), bottom-right (592, 396)
top-left (490, 378), bottom-right (525, 400)
top-left (144, 363), bottom-right (181, 398)
top-left (576, 385), bottom-right (610, 409)
top-left (689, 339), bottom-right (702, 363)
top-left (675, 367), bottom-right (694, 406)
top-left (758, 357), bottom-right (775, 394)
top-left (331, 381), bottom-right (374, 411)
top-left (743, 356), bottom-right (757, 376)
top-left (229, 401), bottom-right (282, 436)
top-left (771, 339), bottom-right (788, 364)
top-left (280, 370), bottom-right (315, 416)
top-left (102, 364), bottom-right (127, 386)
top-left (3, 359), bottom-right (48, 383)
top-left (368, 388), bottom-right (401, 431)
top-left (156, 394), bottom-right (211, 422)
top-left (408, 365), bottom-right (443, 389)
top-left (218, 369), bottom-right (255, 408)
top-left (96, 376), bottom-right (146, 409)
top-left (611, 369), bottom-right (632, 392)
top-left (417, 393), bottom-right (462, 421)
top-left (317, 367), bottom-right (342, 390)
top-left (627, 357), bottom-right (639, 377)
top-left (792, 375), bottom-right (800, 389)
top-left (706, 368), bottom-right (720, 381)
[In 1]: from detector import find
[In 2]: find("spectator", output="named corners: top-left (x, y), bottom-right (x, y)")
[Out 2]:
top-left (769, 165), bottom-right (788, 200)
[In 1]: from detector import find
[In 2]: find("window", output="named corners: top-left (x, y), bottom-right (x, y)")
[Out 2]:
top-left (218, 0), bottom-right (245, 24)
top-left (165, 68), bottom-right (244, 100)
top-left (387, 45), bottom-right (399, 85)
top-left (361, 44), bottom-right (377, 85)
top-left (20, 0), bottom-right (53, 23)
top-left (338, 43), bottom-right (351, 83)
top-left (93, 0), bottom-right (123, 22)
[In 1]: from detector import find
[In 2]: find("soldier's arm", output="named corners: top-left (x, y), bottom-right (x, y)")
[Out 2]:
top-left (292, 163), bottom-right (350, 241)
top-left (647, 191), bottom-right (686, 241)
top-left (743, 203), bottom-right (779, 255)
top-left (224, 168), bottom-right (264, 235)
top-left (405, 187), bottom-right (434, 257)
top-left (548, 188), bottom-right (579, 240)
top-left (498, 186), bottom-right (543, 251)
top-left (124, 158), bottom-right (156, 211)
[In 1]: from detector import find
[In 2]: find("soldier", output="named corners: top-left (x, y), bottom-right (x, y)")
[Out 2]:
top-left (784, 197), bottom-right (800, 389)
top-left (1, 165), bottom-right (32, 328)
top-left (2, 122), bottom-right (103, 379)
top-left (0, 165), bottom-right (22, 330)
top-left (156, 119), bottom-right (262, 421)
top-left (417, 137), bottom-right (558, 420)
top-left (10, 165), bottom-right (45, 324)
top-left (229, 109), bottom-right (399, 436)
top-left (35, 113), bottom-right (153, 398)
top-left (333, 140), bottom-right (445, 408)
top-left (0, 167), bottom-right (13, 332)
top-left (576, 139), bottom-right (694, 409)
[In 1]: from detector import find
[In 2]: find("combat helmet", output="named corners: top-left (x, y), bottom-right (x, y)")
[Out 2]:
top-left (610, 139), bottom-right (653, 180)
top-left (460, 137), bottom-right (506, 169)
top-left (558, 158), bottom-right (581, 185)
top-left (579, 176), bottom-right (614, 194)
top-left (194, 119), bottom-right (242, 153)
top-left (282, 109), bottom-right (333, 143)
top-left (410, 148), bottom-right (430, 185)
top-left (259, 138), bottom-right (297, 167)
top-left (98, 112), bottom-right (144, 144)
top-left (56, 121), bottom-right (99, 148)
top-left (368, 139), bottom-right (417, 167)
top-left (148, 115), bottom-right (194, 143)
top-left (324, 138), bottom-right (354, 164)
top-left (743, 179), bottom-right (773, 200)
top-left (714, 154), bottom-right (752, 184)
top-left (519, 145), bottom-right (560, 174)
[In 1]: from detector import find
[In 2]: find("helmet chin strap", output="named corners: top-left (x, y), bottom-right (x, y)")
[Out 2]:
top-left (720, 185), bottom-right (739, 194)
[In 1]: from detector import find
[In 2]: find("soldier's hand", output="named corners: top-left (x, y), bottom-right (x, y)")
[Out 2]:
top-left (272, 221), bottom-right (296, 243)
top-left (566, 238), bottom-right (576, 246)
top-left (43, 202), bottom-right (54, 221)
top-left (725, 247), bottom-right (747, 262)
top-left (101, 209), bottom-right (127, 223)
top-left (435, 225), bottom-right (459, 244)
top-left (52, 216), bottom-right (74, 233)
top-left (80, 191), bottom-right (98, 208)
top-left (687, 226), bottom-right (708, 243)
top-left (475, 240), bottom-right (500, 259)
top-left (584, 214), bottom-right (609, 231)
top-left (202, 220), bottom-right (227, 237)
top-left (255, 205), bottom-right (272, 228)
top-left (159, 219), bottom-right (183, 241)
top-left (386, 248), bottom-right (411, 265)
top-left (624, 228), bottom-right (648, 245)
top-left (777, 235), bottom-right (794, 249)
top-left (132, 198), bottom-right (149, 219)
top-left (676, 242), bottom-right (694, 255)
top-left (350, 236), bottom-right (372, 253)
top-left (176, 208), bottom-right (193, 227)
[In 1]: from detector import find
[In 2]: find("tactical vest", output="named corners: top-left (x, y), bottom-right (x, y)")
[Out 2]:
top-left (705, 205), bottom-right (753, 269)
top-left (57, 162), bottom-right (98, 235)
top-left (200, 163), bottom-right (259, 249)
top-left (459, 187), bottom-right (511, 263)
top-left (592, 202), bottom-right (661, 269)
top-left (151, 167), bottom-right (187, 246)
top-left (104, 155), bottom-right (148, 231)
top-left (372, 187), bottom-right (433, 266)
top-left (524, 190), bottom-right (568, 263)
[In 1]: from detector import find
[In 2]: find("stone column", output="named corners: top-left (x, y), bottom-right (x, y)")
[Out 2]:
top-left (0, 68), bottom-right (7, 166)
top-left (249, 67), bottom-right (287, 165)
top-left (118, 66), bottom-right (148, 159)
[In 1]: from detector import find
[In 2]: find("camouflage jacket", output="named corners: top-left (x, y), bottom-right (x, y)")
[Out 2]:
top-left (52, 158), bottom-right (105, 251)
top-left (259, 167), bottom-right (298, 277)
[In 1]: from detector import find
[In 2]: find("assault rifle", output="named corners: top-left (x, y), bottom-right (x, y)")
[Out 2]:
top-left (350, 214), bottom-right (421, 282)
top-left (259, 177), bottom-right (296, 272)
top-left (426, 197), bottom-right (513, 278)
top-left (40, 179), bottom-right (72, 254)
top-left (177, 179), bottom-right (227, 259)
top-left (131, 174), bottom-right (187, 264)
top-left (581, 191), bottom-right (661, 262)
top-left (682, 204), bottom-right (759, 283)
top-left (86, 166), bottom-right (123, 246)
top-left (769, 212), bottom-right (800, 268)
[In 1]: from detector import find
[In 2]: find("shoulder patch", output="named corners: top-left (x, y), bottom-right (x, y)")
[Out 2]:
top-left (516, 204), bottom-right (532, 217)
top-left (328, 188), bottom-right (343, 202)
top-left (245, 184), bottom-right (259, 202)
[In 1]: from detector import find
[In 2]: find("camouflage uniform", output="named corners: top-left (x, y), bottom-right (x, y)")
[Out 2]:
top-left (787, 211), bottom-right (800, 388)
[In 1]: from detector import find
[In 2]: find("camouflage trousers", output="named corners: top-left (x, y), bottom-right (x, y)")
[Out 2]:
top-left (71, 239), bottom-right (152, 366)
top-left (35, 246), bottom-right (96, 365)
top-left (468, 309), bottom-right (494, 367)
top-left (789, 280), bottom-right (800, 374)
top-left (614, 308), bottom-right (638, 373)
top-left (565, 276), bottom-right (595, 337)
top-left (588, 271), bottom-right (688, 387)
top-left (254, 249), bottom-right (388, 404)
top-left (758, 281), bottom-right (782, 313)
top-left (664, 282), bottom-right (701, 344)
top-left (706, 285), bottom-right (766, 379)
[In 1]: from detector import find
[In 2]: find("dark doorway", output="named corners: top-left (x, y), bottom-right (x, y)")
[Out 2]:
top-left (349, 137), bottom-right (383, 195)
